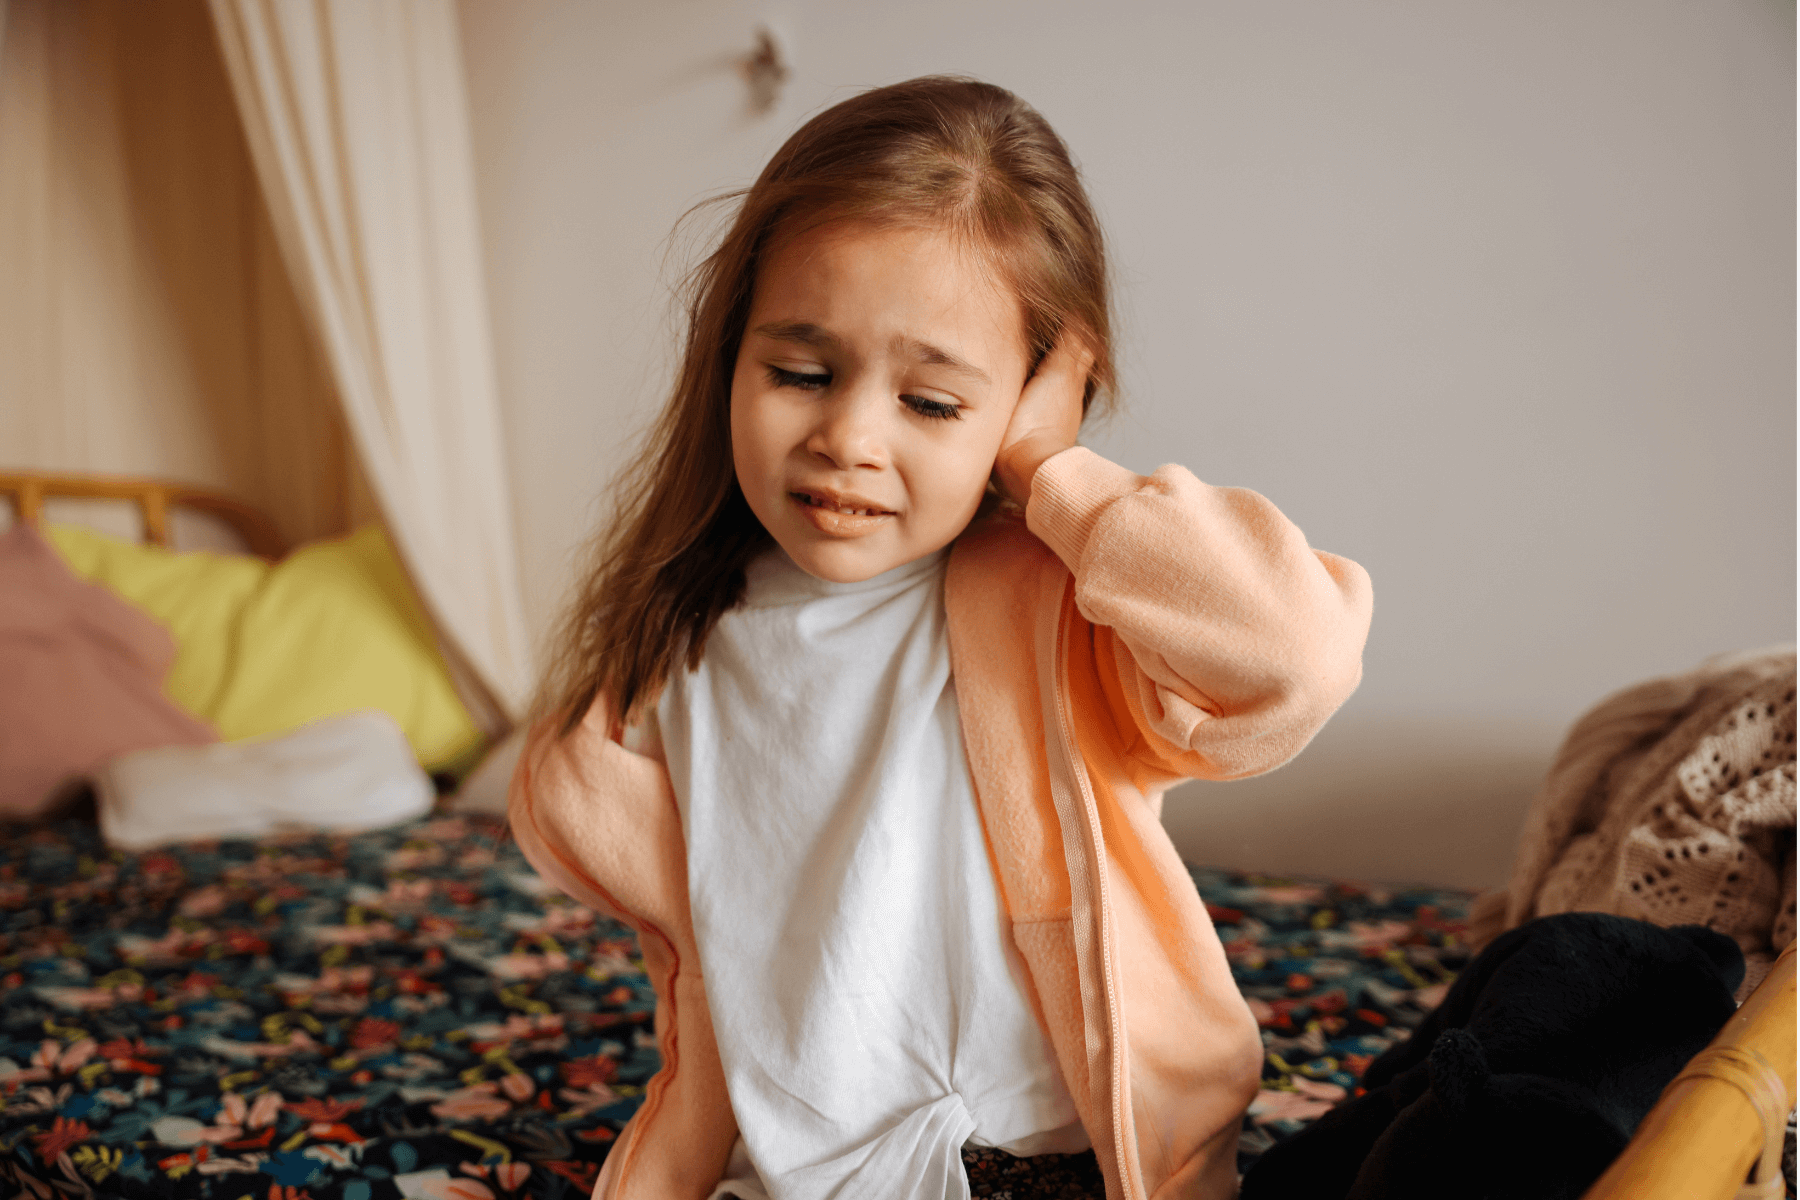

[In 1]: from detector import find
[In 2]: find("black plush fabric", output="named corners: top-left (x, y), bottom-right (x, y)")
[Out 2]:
top-left (1239, 912), bottom-right (1745, 1200)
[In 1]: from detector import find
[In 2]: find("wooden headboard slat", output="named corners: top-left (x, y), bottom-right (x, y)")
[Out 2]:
top-left (0, 471), bottom-right (287, 559)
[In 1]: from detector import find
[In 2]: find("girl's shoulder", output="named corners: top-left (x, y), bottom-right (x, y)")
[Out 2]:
top-left (947, 507), bottom-right (1069, 618)
top-left (951, 505), bottom-right (1056, 569)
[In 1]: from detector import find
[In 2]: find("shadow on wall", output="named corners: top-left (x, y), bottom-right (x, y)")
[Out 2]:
top-left (1164, 714), bottom-right (1559, 891)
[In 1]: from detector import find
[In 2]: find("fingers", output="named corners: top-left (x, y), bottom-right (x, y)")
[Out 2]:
top-left (996, 332), bottom-right (1093, 506)
top-left (1032, 331), bottom-right (1098, 385)
top-left (1019, 333), bottom-right (1095, 430)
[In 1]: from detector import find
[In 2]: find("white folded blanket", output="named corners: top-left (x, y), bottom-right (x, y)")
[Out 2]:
top-left (95, 710), bottom-right (434, 850)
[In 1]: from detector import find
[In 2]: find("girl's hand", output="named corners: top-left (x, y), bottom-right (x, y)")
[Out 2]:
top-left (993, 335), bottom-right (1095, 506)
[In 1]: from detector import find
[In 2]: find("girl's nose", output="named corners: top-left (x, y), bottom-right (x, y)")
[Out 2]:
top-left (805, 390), bottom-right (888, 471)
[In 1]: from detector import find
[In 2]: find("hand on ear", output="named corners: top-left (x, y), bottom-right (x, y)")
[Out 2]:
top-left (993, 335), bottom-right (1094, 506)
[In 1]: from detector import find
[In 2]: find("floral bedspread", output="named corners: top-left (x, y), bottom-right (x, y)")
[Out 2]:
top-left (1193, 867), bottom-right (1472, 1176)
top-left (1, 816), bottom-right (656, 1200)
top-left (0, 814), bottom-right (1472, 1199)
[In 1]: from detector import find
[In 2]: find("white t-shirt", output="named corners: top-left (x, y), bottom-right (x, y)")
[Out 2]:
top-left (656, 546), bottom-right (1086, 1200)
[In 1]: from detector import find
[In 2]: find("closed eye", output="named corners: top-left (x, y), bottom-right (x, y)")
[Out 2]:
top-left (904, 395), bottom-right (961, 421)
top-left (769, 364), bottom-right (961, 421)
top-left (767, 365), bottom-right (830, 391)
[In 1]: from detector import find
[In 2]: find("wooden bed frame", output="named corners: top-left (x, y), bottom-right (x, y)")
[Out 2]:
top-left (1584, 942), bottom-right (1795, 1200)
top-left (0, 468), bottom-right (1792, 1198)
top-left (0, 470), bottom-right (287, 558)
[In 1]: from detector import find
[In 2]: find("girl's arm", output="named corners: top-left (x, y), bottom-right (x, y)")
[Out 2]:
top-left (996, 340), bottom-right (1372, 782)
top-left (1024, 444), bottom-right (1373, 781)
top-left (507, 699), bottom-right (683, 930)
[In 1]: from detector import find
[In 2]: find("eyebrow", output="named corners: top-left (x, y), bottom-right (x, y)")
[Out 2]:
top-left (750, 321), bottom-right (992, 386)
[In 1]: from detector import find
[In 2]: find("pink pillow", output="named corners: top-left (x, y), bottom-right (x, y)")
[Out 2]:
top-left (0, 522), bottom-right (216, 818)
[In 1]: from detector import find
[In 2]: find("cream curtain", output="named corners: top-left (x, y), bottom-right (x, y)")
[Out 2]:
top-left (207, 0), bottom-right (531, 722)
top-left (0, 0), bottom-right (354, 549)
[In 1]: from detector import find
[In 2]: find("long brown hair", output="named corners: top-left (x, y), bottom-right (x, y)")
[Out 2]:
top-left (541, 76), bottom-right (1116, 732)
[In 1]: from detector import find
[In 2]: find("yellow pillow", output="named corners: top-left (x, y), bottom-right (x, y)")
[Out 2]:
top-left (46, 524), bottom-right (268, 718)
top-left (46, 523), bottom-right (483, 773)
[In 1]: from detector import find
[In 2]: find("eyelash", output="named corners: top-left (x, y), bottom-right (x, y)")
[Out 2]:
top-left (765, 365), bottom-right (961, 421)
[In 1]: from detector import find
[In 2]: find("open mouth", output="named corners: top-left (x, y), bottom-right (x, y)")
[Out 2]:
top-left (788, 489), bottom-right (896, 538)
top-left (790, 491), bottom-right (894, 517)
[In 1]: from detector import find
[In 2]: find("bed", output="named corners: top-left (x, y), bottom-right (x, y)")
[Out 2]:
top-left (0, 812), bottom-right (651, 1199)
top-left (5, 816), bottom-right (1785, 1200)
top-left (0, 811), bottom-right (1479, 1199)
top-left (0, 474), bottom-right (1792, 1199)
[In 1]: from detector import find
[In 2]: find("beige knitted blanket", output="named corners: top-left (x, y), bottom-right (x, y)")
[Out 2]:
top-left (1469, 648), bottom-right (1796, 999)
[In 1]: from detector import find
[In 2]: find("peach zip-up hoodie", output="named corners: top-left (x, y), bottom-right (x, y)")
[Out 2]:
top-left (508, 448), bottom-right (1373, 1200)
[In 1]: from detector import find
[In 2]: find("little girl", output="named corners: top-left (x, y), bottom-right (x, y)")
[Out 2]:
top-left (510, 77), bottom-right (1373, 1200)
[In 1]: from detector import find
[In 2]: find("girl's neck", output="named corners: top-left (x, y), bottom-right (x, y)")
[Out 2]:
top-left (741, 543), bottom-right (949, 609)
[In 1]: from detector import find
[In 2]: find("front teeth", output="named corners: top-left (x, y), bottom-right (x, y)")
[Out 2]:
top-left (803, 495), bottom-right (881, 516)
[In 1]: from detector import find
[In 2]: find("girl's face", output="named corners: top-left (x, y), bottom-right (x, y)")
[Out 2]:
top-left (730, 221), bottom-right (1032, 583)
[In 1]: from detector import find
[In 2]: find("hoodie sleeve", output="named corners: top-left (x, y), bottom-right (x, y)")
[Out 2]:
top-left (1025, 446), bottom-right (1373, 782)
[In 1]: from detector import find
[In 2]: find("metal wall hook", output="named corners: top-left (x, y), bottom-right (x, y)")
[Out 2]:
top-left (738, 27), bottom-right (789, 116)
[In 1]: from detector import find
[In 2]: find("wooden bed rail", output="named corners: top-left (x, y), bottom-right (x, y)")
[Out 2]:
top-left (0, 471), bottom-right (287, 559)
top-left (1583, 941), bottom-right (1796, 1200)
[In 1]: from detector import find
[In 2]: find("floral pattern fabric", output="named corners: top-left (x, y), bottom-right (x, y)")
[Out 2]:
top-left (1, 816), bottom-right (655, 1199)
top-left (1, 815), bottom-right (1473, 1198)
top-left (1192, 868), bottom-right (1472, 1177)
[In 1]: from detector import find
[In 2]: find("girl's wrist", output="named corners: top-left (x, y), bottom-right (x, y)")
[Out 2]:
top-left (997, 435), bottom-right (1074, 507)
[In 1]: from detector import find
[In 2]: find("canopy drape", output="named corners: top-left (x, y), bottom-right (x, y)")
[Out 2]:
top-left (207, 0), bottom-right (531, 723)
top-left (0, 0), bottom-right (356, 551)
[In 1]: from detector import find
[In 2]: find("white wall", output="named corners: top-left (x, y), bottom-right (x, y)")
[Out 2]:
top-left (457, 0), bottom-right (1795, 889)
